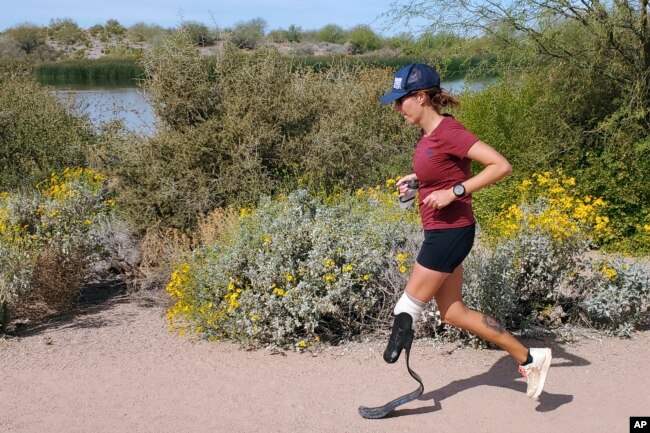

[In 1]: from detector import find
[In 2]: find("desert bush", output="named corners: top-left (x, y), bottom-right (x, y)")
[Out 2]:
top-left (0, 70), bottom-right (95, 190)
top-left (267, 25), bottom-right (301, 44)
top-left (165, 185), bottom-right (421, 347)
top-left (230, 18), bottom-right (267, 49)
top-left (129, 23), bottom-right (171, 43)
top-left (0, 36), bottom-right (28, 62)
top-left (0, 168), bottom-right (114, 329)
top-left (267, 29), bottom-right (290, 43)
top-left (3, 23), bottom-right (47, 54)
top-left (427, 171), bottom-right (645, 344)
top-left (181, 22), bottom-right (215, 46)
top-left (346, 25), bottom-right (383, 54)
top-left (164, 172), bottom-right (647, 347)
top-left (104, 19), bottom-right (127, 38)
top-left (316, 24), bottom-right (347, 44)
top-left (455, 65), bottom-right (650, 254)
top-left (581, 259), bottom-right (650, 337)
top-left (108, 33), bottom-right (415, 230)
top-left (87, 24), bottom-right (105, 38)
top-left (285, 25), bottom-right (302, 43)
top-left (49, 18), bottom-right (87, 45)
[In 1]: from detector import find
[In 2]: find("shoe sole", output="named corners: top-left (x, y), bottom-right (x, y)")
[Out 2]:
top-left (531, 348), bottom-right (552, 400)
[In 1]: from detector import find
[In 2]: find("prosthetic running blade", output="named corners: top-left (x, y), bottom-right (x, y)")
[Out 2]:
top-left (358, 346), bottom-right (425, 419)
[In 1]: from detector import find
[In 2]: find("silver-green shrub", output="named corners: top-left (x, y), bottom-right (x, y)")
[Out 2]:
top-left (581, 259), bottom-right (650, 337)
top-left (0, 168), bottom-right (114, 329)
top-left (166, 173), bottom-right (648, 347)
top-left (166, 187), bottom-right (421, 347)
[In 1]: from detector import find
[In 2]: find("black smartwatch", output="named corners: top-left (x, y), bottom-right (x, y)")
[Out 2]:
top-left (452, 183), bottom-right (466, 198)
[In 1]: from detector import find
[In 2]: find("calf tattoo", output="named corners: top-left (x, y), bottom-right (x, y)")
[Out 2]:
top-left (482, 314), bottom-right (505, 333)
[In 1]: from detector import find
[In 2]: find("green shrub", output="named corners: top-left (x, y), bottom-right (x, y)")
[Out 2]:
top-left (49, 18), bottom-right (87, 45)
top-left (104, 19), bottom-right (126, 38)
top-left (87, 24), bottom-right (105, 38)
top-left (0, 70), bottom-right (94, 190)
top-left (108, 33), bottom-right (415, 230)
top-left (181, 22), bottom-right (215, 46)
top-left (346, 25), bottom-right (383, 53)
top-left (316, 24), bottom-right (347, 44)
top-left (230, 18), bottom-right (267, 49)
top-left (131, 23), bottom-right (172, 44)
top-left (457, 65), bottom-right (649, 254)
top-left (4, 23), bottom-right (47, 54)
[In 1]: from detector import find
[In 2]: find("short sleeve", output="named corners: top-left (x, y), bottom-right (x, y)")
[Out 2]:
top-left (439, 117), bottom-right (478, 159)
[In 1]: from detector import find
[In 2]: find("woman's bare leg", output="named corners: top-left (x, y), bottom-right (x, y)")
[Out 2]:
top-left (404, 263), bottom-right (528, 364)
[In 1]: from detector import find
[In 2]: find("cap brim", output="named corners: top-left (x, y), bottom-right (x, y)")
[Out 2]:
top-left (379, 90), bottom-right (408, 105)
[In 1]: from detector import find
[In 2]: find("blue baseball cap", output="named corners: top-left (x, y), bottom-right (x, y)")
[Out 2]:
top-left (379, 63), bottom-right (441, 105)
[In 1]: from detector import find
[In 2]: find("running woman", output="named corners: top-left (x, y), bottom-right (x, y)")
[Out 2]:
top-left (380, 63), bottom-right (551, 400)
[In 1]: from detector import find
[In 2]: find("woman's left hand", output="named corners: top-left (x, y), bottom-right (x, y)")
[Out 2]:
top-left (422, 188), bottom-right (456, 210)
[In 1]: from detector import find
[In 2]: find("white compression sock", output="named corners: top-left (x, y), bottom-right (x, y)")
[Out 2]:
top-left (394, 292), bottom-right (426, 329)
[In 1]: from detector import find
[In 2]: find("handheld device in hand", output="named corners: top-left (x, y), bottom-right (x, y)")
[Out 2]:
top-left (398, 179), bottom-right (420, 209)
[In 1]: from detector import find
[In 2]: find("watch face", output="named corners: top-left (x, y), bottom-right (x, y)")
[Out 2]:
top-left (453, 184), bottom-right (465, 197)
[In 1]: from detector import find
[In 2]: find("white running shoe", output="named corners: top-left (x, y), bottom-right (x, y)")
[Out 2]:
top-left (518, 348), bottom-right (552, 399)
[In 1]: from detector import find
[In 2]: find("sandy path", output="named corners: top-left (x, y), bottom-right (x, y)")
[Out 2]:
top-left (1, 282), bottom-right (648, 433)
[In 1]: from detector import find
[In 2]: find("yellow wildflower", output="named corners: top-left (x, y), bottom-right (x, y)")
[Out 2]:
top-left (601, 265), bottom-right (618, 280)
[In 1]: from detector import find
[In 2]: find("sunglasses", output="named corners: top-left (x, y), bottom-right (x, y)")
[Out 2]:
top-left (395, 92), bottom-right (418, 105)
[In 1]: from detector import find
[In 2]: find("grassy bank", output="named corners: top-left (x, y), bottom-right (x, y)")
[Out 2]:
top-left (293, 54), bottom-right (496, 77)
top-left (31, 54), bottom-right (495, 86)
top-left (33, 58), bottom-right (145, 86)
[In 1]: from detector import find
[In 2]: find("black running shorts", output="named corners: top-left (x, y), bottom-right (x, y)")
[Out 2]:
top-left (416, 224), bottom-right (475, 273)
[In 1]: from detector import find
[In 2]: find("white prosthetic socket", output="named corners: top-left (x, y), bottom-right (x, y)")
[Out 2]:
top-left (393, 292), bottom-right (426, 329)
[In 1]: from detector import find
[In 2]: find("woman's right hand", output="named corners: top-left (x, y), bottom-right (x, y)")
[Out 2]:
top-left (396, 174), bottom-right (418, 197)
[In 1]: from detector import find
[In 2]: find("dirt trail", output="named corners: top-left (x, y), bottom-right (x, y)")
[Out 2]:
top-left (1, 282), bottom-right (648, 433)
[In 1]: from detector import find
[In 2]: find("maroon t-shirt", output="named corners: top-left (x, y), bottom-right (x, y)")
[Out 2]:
top-left (413, 115), bottom-right (478, 230)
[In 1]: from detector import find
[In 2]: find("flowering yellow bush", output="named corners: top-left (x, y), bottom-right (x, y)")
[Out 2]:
top-left (164, 188), bottom-right (421, 347)
top-left (490, 171), bottom-right (612, 244)
top-left (41, 168), bottom-right (106, 202)
top-left (1, 167), bottom-right (114, 328)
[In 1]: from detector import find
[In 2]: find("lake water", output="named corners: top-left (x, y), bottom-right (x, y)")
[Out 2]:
top-left (52, 78), bottom-right (493, 134)
top-left (54, 86), bottom-right (156, 135)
